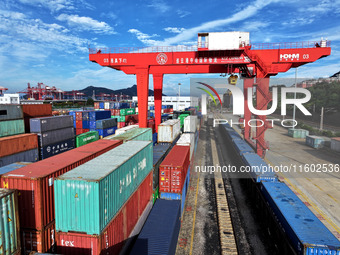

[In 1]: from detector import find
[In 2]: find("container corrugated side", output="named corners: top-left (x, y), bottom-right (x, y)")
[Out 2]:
top-left (0, 119), bottom-right (25, 137)
top-left (21, 221), bottom-right (56, 254)
top-left (89, 111), bottom-right (111, 121)
top-left (105, 128), bottom-right (152, 143)
top-left (0, 162), bottom-right (31, 175)
top-left (0, 189), bottom-right (20, 255)
top-left (129, 199), bottom-right (181, 255)
top-left (157, 119), bottom-right (181, 143)
top-left (0, 149), bottom-right (39, 167)
top-left (95, 118), bottom-right (117, 129)
top-left (153, 143), bottom-right (171, 190)
top-left (40, 138), bottom-right (75, 160)
top-left (260, 182), bottom-right (340, 255)
top-left (30, 116), bottom-right (73, 133)
top-left (233, 139), bottom-right (254, 156)
top-left (241, 153), bottom-right (277, 182)
top-left (56, 171), bottom-right (153, 255)
top-left (0, 140), bottom-right (123, 230)
top-left (96, 127), bottom-right (116, 138)
top-left (22, 104), bottom-right (52, 118)
top-left (330, 137), bottom-right (340, 152)
top-left (54, 140), bottom-right (153, 235)
top-left (0, 134), bottom-right (38, 158)
top-left (183, 115), bottom-right (197, 133)
top-left (0, 104), bottom-right (23, 121)
top-left (75, 131), bottom-right (99, 147)
top-left (37, 127), bottom-right (75, 147)
top-left (176, 133), bottom-right (195, 161)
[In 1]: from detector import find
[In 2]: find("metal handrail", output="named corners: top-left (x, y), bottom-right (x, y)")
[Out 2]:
top-left (89, 41), bottom-right (331, 54)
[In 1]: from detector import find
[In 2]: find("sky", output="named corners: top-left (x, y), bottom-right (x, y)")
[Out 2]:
top-left (1, 0), bottom-right (340, 96)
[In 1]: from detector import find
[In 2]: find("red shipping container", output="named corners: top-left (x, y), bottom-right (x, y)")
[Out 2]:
top-left (56, 171), bottom-right (153, 255)
top-left (75, 120), bottom-right (82, 129)
top-left (75, 128), bottom-right (89, 135)
top-left (21, 221), bottom-right (56, 255)
top-left (159, 145), bottom-right (190, 193)
top-left (75, 112), bottom-right (82, 121)
top-left (94, 102), bottom-right (100, 109)
top-left (0, 133), bottom-right (38, 157)
top-left (0, 140), bottom-right (123, 231)
top-left (147, 118), bottom-right (155, 133)
top-left (117, 122), bottom-right (126, 128)
top-left (22, 104), bottom-right (52, 118)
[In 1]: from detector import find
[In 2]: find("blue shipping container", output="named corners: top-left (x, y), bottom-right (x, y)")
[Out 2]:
top-left (242, 153), bottom-right (277, 182)
top-left (99, 102), bottom-right (104, 109)
top-left (260, 182), bottom-right (340, 255)
top-left (89, 111), bottom-right (111, 121)
top-left (82, 120), bottom-right (90, 129)
top-left (0, 149), bottom-right (39, 167)
top-left (0, 162), bottom-right (30, 175)
top-left (233, 139), bottom-right (254, 156)
top-left (40, 138), bottom-right (75, 159)
top-left (97, 127), bottom-right (117, 138)
top-left (130, 199), bottom-right (181, 255)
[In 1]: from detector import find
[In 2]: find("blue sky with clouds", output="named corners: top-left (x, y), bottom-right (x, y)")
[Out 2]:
top-left (1, 0), bottom-right (339, 95)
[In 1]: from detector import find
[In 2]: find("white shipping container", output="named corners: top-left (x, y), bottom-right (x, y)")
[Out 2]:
top-left (330, 138), bottom-right (340, 152)
top-left (184, 116), bottom-right (198, 133)
top-left (176, 133), bottom-right (195, 161)
top-left (104, 102), bottom-right (110, 109)
top-left (206, 32), bottom-right (249, 50)
top-left (158, 119), bottom-right (181, 143)
top-left (115, 124), bottom-right (139, 135)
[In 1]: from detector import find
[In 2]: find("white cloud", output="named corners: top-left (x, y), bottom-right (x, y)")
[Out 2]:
top-left (177, 10), bottom-right (191, 18)
top-left (282, 17), bottom-right (314, 26)
top-left (18, 0), bottom-right (75, 12)
top-left (101, 11), bottom-right (117, 20)
top-left (128, 29), bottom-right (159, 46)
top-left (240, 21), bottom-right (269, 31)
top-left (147, 0), bottom-right (170, 13)
top-left (132, 0), bottom-right (280, 46)
top-left (163, 27), bottom-right (185, 34)
top-left (56, 14), bottom-right (116, 34)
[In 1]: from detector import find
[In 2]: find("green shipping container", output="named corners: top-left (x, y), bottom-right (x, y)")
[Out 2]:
top-left (0, 119), bottom-right (25, 137)
top-left (0, 189), bottom-right (20, 255)
top-left (153, 186), bottom-right (159, 204)
top-left (54, 140), bottom-right (153, 235)
top-left (105, 128), bottom-right (152, 142)
top-left (117, 115), bottom-right (126, 122)
top-left (119, 109), bottom-right (127, 116)
top-left (76, 131), bottom-right (99, 147)
top-left (288, 128), bottom-right (309, 138)
top-left (126, 108), bottom-right (136, 115)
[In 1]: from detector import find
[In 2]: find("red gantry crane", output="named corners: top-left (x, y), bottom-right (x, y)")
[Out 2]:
top-left (89, 32), bottom-right (331, 157)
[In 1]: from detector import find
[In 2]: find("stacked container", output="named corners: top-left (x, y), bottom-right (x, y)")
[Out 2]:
top-left (183, 115), bottom-right (198, 133)
top-left (75, 130), bottom-right (99, 147)
top-left (88, 110), bottom-right (114, 138)
top-left (105, 128), bottom-right (152, 143)
top-left (157, 119), bottom-right (181, 144)
top-left (176, 133), bottom-right (195, 161)
top-left (114, 124), bottom-right (139, 135)
top-left (0, 134), bottom-right (39, 167)
top-left (288, 128), bottom-right (309, 138)
top-left (94, 117), bottom-right (117, 138)
top-left (22, 104), bottom-right (52, 133)
top-left (0, 139), bottom-right (122, 254)
top-left (0, 188), bottom-right (20, 255)
top-left (30, 116), bottom-right (75, 159)
top-left (0, 104), bottom-right (25, 137)
top-left (305, 135), bottom-right (325, 149)
top-left (55, 141), bottom-right (153, 254)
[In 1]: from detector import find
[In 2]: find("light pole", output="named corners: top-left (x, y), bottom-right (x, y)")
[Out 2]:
top-left (292, 68), bottom-right (298, 129)
top-left (178, 83), bottom-right (181, 110)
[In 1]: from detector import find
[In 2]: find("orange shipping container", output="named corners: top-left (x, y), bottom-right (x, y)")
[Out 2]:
top-left (0, 133), bottom-right (38, 158)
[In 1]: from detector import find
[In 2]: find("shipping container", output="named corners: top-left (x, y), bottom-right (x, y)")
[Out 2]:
top-left (0, 189), bottom-right (20, 255)
top-left (176, 133), bottom-right (195, 161)
top-left (242, 153), bottom-right (277, 182)
top-left (233, 139), bottom-right (254, 156)
top-left (37, 127), bottom-right (74, 147)
top-left (95, 118), bottom-right (117, 129)
top-left (0, 162), bottom-right (31, 175)
top-left (75, 112), bottom-right (83, 121)
top-left (117, 121), bottom-right (126, 128)
top-left (21, 221), bottom-right (56, 254)
top-left (82, 111), bottom-right (90, 121)
top-left (330, 137), bottom-right (340, 152)
top-left (0, 134), bottom-right (38, 158)
top-left (22, 104), bottom-right (52, 118)
top-left (153, 143), bottom-right (171, 190)
top-left (99, 102), bottom-right (104, 109)
top-left (260, 182), bottom-right (340, 255)
top-left (89, 111), bottom-right (110, 121)
top-left (75, 128), bottom-right (88, 136)
top-left (30, 116), bottom-right (73, 133)
top-left (129, 199), bottom-right (181, 255)
top-left (54, 141), bottom-right (153, 235)
top-left (158, 119), bottom-right (181, 143)
top-left (153, 186), bottom-right (159, 204)
top-left (0, 119), bottom-right (25, 137)
top-left (94, 102), bottom-right (100, 109)
top-left (82, 120), bottom-right (89, 129)
top-left (178, 114), bottom-right (189, 127)
top-left (183, 115), bottom-right (197, 133)
top-left (0, 149), bottom-right (39, 167)
top-left (75, 131), bottom-right (99, 147)
top-left (0, 140), bottom-right (123, 230)
top-left (104, 102), bottom-right (110, 109)
top-left (105, 128), bottom-right (152, 143)
top-left (305, 135), bottom-right (325, 149)
top-left (147, 118), bottom-right (155, 133)
top-left (288, 128), bottom-right (309, 138)
top-left (160, 145), bottom-right (190, 193)
top-left (75, 120), bottom-right (82, 129)
top-left (115, 124), bottom-right (138, 135)
top-left (40, 138), bottom-right (75, 160)
top-left (96, 127), bottom-right (116, 138)
top-left (0, 104), bottom-right (23, 121)
top-left (56, 173), bottom-right (153, 255)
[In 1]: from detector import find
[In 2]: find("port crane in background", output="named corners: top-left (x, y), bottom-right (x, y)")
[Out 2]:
top-left (89, 32), bottom-right (331, 157)
top-left (0, 86), bottom-right (8, 96)
top-left (18, 83), bottom-right (65, 100)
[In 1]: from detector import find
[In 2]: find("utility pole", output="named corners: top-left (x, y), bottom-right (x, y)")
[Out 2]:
top-left (292, 68), bottom-right (297, 129)
top-left (320, 106), bottom-right (324, 130)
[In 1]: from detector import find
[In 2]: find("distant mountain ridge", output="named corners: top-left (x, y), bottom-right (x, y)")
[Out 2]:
top-left (66, 85), bottom-right (166, 98)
